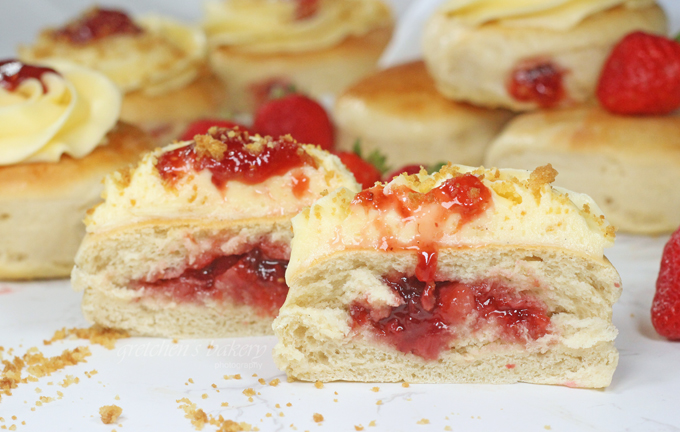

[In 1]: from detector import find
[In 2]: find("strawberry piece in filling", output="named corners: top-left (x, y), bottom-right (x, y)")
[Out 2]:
top-left (508, 60), bottom-right (566, 108)
top-left (350, 277), bottom-right (551, 361)
top-left (136, 243), bottom-right (289, 317)
top-left (0, 59), bottom-right (58, 93)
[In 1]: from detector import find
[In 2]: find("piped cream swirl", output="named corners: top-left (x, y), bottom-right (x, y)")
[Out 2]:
top-left (0, 60), bottom-right (121, 165)
top-left (203, 0), bottom-right (392, 53)
top-left (438, 0), bottom-right (656, 30)
top-left (20, 15), bottom-right (207, 96)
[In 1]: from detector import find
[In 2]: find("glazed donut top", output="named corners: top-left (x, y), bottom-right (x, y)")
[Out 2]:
top-left (85, 128), bottom-right (359, 232)
top-left (20, 8), bottom-right (207, 97)
top-left (437, 0), bottom-right (656, 30)
top-left (203, 0), bottom-right (392, 53)
top-left (0, 59), bottom-right (120, 165)
top-left (287, 164), bottom-right (616, 281)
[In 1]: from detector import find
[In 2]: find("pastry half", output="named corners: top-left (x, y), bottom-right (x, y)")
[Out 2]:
top-left (205, 0), bottom-right (393, 113)
top-left (422, 0), bottom-right (666, 111)
top-left (20, 7), bottom-right (227, 143)
top-left (273, 164), bottom-right (621, 388)
top-left (485, 106), bottom-right (680, 234)
top-left (71, 128), bottom-right (359, 338)
top-left (334, 61), bottom-right (514, 168)
top-left (0, 58), bottom-right (155, 279)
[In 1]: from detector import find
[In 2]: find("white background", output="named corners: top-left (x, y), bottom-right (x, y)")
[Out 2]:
top-left (2, 1), bottom-right (680, 432)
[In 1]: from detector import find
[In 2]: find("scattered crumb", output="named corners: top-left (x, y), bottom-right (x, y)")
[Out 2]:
top-left (178, 397), bottom-right (252, 432)
top-left (416, 419), bottom-right (430, 425)
top-left (279, 413), bottom-right (284, 418)
top-left (445, 427), bottom-right (452, 431)
top-left (376, 400), bottom-right (382, 406)
top-left (44, 325), bottom-right (129, 350)
top-left (176, 398), bottom-right (208, 430)
top-left (207, 345), bottom-right (214, 349)
top-left (39, 396), bottom-right (54, 404)
top-left (355, 426), bottom-right (364, 431)
top-left (369, 421), bottom-right (376, 427)
top-left (243, 388), bottom-right (256, 401)
top-left (8, 426), bottom-right (15, 431)
top-left (252, 374), bottom-right (258, 377)
top-left (286, 403), bottom-right (292, 407)
top-left (99, 405), bottom-right (122, 425)
top-left (402, 383), bottom-right (410, 388)
top-left (370, 387), bottom-right (379, 392)
top-left (234, 374), bottom-right (242, 380)
top-left (269, 379), bottom-right (280, 387)
top-left (172, 339), bottom-right (178, 344)
top-left (275, 404), bottom-right (281, 409)
top-left (334, 392), bottom-right (338, 395)
top-left (544, 427), bottom-right (552, 430)
top-left (202, 394), bottom-right (208, 400)
top-left (314, 381), bottom-right (324, 389)
top-left (630, 313), bottom-right (635, 318)
top-left (212, 384), bottom-right (217, 389)
top-left (30, 408), bottom-right (35, 412)
top-left (188, 378), bottom-right (194, 384)
top-left (221, 402), bottom-right (229, 407)
top-left (35, 388), bottom-right (42, 393)
top-left (258, 378), bottom-right (266, 385)
top-left (313, 414), bottom-right (324, 423)
top-left (333, 399), bottom-right (338, 403)
top-left (266, 413), bottom-right (272, 418)
top-left (85, 369), bottom-right (99, 378)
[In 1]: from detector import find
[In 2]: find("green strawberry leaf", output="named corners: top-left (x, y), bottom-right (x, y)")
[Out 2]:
top-left (352, 140), bottom-right (390, 174)
top-left (427, 161), bottom-right (447, 174)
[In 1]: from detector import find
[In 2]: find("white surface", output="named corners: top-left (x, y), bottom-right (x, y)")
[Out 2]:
top-left (2, 1), bottom-right (680, 431)
top-left (1, 234), bottom-right (679, 431)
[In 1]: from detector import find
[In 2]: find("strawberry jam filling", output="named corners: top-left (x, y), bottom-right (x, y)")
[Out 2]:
top-left (51, 8), bottom-right (143, 44)
top-left (294, 0), bottom-right (320, 20)
top-left (136, 245), bottom-right (289, 317)
top-left (350, 277), bottom-right (551, 360)
top-left (508, 60), bottom-right (565, 108)
top-left (0, 60), bottom-right (58, 92)
top-left (156, 127), bottom-right (316, 189)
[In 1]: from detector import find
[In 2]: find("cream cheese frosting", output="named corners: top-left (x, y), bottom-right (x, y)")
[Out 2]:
top-left (20, 15), bottom-right (207, 97)
top-left (85, 137), bottom-right (360, 232)
top-left (438, 0), bottom-right (655, 30)
top-left (203, 0), bottom-right (392, 53)
top-left (0, 59), bottom-right (121, 165)
top-left (287, 164), bottom-right (615, 281)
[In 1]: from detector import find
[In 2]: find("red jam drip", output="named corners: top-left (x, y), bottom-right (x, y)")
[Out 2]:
top-left (138, 246), bottom-right (289, 316)
top-left (51, 8), bottom-right (143, 44)
top-left (156, 127), bottom-right (316, 189)
top-left (0, 60), bottom-right (58, 92)
top-left (295, 0), bottom-right (320, 20)
top-left (291, 170), bottom-right (310, 199)
top-left (508, 61), bottom-right (565, 108)
top-left (350, 276), bottom-right (551, 360)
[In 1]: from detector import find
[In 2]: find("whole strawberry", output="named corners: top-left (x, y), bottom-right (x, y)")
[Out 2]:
top-left (335, 152), bottom-right (382, 189)
top-left (652, 226), bottom-right (680, 340)
top-left (597, 31), bottom-right (680, 115)
top-left (179, 119), bottom-right (249, 141)
top-left (253, 94), bottom-right (335, 151)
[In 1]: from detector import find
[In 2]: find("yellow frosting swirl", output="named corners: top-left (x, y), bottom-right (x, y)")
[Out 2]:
top-left (0, 60), bottom-right (121, 165)
top-left (438, 0), bottom-right (656, 30)
top-left (20, 16), bottom-right (207, 96)
top-left (203, 0), bottom-right (392, 53)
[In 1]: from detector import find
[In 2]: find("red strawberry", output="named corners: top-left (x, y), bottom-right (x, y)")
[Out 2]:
top-left (179, 119), bottom-right (249, 141)
top-left (253, 94), bottom-right (334, 151)
top-left (335, 152), bottom-right (382, 189)
top-left (597, 31), bottom-right (680, 115)
top-left (385, 164), bottom-right (423, 181)
top-left (652, 226), bottom-right (680, 340)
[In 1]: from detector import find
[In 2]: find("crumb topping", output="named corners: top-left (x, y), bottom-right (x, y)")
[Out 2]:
top-left (313, 414), bottom-right (324, 423)
top-left (314, 381), bottom-right (324, 389)
top-left (44, 325), bottom-right (129, 350)
top-left (527, 164), bottom-right (558, 202)
top-left (195, 134), bottom-right (227, 161)
top-left (99, 405), bottom-right (122, 425)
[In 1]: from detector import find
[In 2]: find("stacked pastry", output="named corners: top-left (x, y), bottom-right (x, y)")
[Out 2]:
top-left (273, 165), bottom-right (621, 387)
top-left (0, 59), bottom-right (155, 279)
top-left (20, 7), bottom-right (227, 143)
top-left (71, 127), bottom-right (359, 338)
top-left (419, 0), bottom-right (680, 234)
top-left (203, 0), bottom-right (393, 113)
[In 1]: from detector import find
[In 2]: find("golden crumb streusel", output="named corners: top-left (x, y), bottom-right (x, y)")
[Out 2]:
top-left (99, 405), bottom-right (122, 425)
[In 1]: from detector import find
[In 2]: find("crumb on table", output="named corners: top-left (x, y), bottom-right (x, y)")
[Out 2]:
top-left (99, 405), bottom-right (122, 425)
